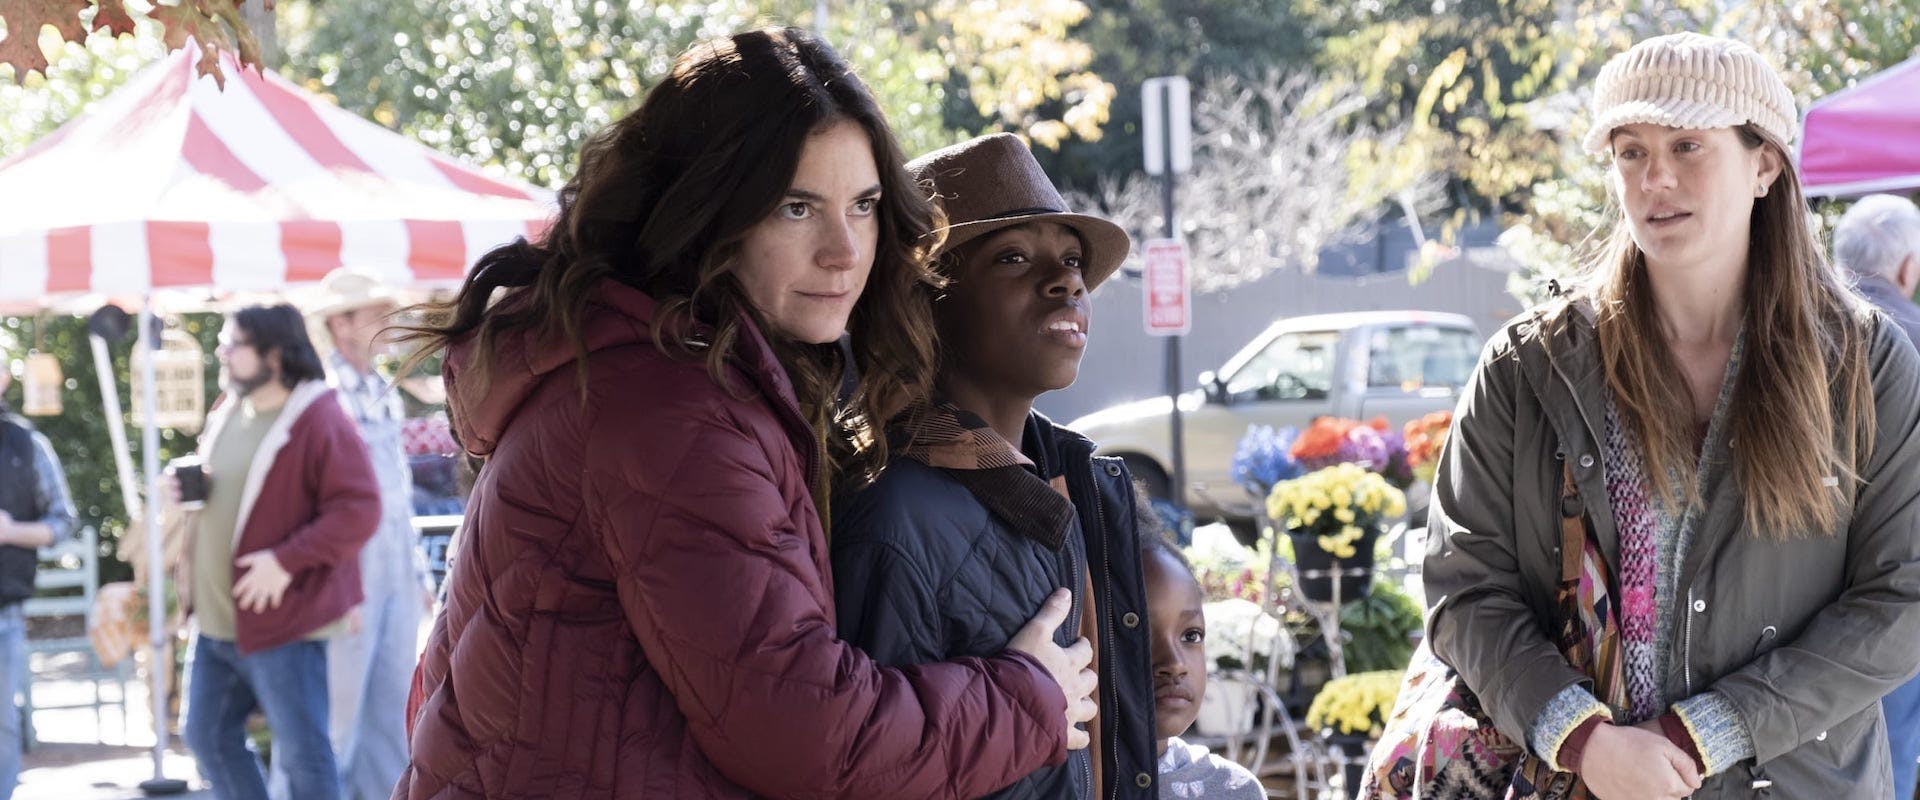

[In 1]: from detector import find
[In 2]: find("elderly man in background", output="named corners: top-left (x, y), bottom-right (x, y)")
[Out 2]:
top-left (1837, 194), bottom-right (1920, 342)
top-left (1835, 192), bottom-right (1920, 800)
top-left (268, 268), bottom-right (432, 800)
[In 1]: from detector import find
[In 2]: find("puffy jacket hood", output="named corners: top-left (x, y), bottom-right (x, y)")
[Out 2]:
top-left (445, 280), bottom-right (795, 458)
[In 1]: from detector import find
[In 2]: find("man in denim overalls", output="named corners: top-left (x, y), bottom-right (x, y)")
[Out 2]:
top-left (272, 268), bottom-right (430, 800)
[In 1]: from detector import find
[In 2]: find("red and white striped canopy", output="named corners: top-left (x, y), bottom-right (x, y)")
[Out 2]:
top-left (0, 48), bottom-right (555, 305)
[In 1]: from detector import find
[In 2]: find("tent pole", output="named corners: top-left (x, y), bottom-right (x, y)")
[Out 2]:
top-left (87, 334), bottom-right (141, 530)
top-left (136, 296), bottom-right (186, 795)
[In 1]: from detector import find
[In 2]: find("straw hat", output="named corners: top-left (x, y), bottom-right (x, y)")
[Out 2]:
top-left (907, 133), bottom-right (1131, 290)
top-left (1584, 32), bottom-right (1798, 154)
top-left (307, 267), bottom-right (399, 319)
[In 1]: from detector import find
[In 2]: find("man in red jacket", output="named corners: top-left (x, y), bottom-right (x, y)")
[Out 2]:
top-left (167, 304), bottom-right (381, 800)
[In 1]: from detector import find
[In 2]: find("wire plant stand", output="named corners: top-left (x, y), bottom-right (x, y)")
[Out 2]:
top-left (1191, 511), bottom-right (1392, 800)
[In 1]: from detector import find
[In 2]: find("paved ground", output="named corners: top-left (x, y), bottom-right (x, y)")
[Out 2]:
top-left (18, 604), bottom-right (439, 799)
top-left (20, 645), bottom-right (210, 798)
top-left (19, 745), bottom-right (208, 799)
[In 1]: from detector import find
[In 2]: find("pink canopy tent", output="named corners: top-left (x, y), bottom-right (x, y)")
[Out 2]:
top-left (1800, 55), bottom-right (1920, 198)
top-left (0, 47), bottom-right (553, 304)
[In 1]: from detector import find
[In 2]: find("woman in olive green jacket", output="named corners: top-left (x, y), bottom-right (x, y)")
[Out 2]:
top-left (1424, 33), bottom-right (1920, 799)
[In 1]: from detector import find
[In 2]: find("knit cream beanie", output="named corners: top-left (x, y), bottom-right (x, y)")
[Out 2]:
top-left (1584, 32), bottom-right (1797, 154)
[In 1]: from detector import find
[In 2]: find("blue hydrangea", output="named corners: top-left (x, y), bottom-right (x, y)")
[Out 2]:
top-left (1231, 424), bottom-right (1304, 494)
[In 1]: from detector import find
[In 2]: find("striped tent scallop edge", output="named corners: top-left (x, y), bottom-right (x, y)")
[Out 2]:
top-left (0, 47), bottom-right (556, 304)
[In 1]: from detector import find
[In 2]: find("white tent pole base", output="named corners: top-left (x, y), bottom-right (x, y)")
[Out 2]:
top-left (138, 297), bottom-right (181, 791)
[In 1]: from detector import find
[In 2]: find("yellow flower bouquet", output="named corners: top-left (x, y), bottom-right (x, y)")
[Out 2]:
top-left (1304, 669), bottom-right (1404, 738)
top-left (1265, 463), bottom-right (1406, 602)
top-left (1266, 463), bottom-right (1406, 558)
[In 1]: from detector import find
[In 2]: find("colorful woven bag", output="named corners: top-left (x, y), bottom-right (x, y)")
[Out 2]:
top-left (1358, 465), bottom-right (1626, 799)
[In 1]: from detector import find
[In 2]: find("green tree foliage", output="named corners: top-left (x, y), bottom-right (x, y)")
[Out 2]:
top-left (1039, 0), bottom-right (1320, 189)
top-left (278, 0), bottom-right (751, 190)
top-left (1723, 0), bottom-right (1920, 98)
top-left (1298, 0), bottom-right (1712, 213)
top-left (277, 0), bottom-right (1111, 188)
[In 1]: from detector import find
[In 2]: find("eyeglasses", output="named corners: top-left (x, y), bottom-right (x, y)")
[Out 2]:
top-left (216, 334), bottom-right (253, 352)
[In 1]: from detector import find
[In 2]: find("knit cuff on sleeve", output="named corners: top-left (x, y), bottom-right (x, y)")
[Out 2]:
top-left (1672, 691), bottom-right (1756, 776)
top-left (1529, 684), bottom-right (1613, 772)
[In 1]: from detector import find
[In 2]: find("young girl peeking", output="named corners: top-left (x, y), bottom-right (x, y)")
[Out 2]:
top-left (1142, 521), bottom-right (1265, 800)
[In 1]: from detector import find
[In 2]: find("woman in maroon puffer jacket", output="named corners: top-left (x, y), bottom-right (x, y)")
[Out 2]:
top-left (391, 27), bottom-right (1099, 800)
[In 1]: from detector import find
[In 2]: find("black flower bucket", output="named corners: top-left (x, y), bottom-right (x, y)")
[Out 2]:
top-left (1287, 527), bottom-right (1375, 603)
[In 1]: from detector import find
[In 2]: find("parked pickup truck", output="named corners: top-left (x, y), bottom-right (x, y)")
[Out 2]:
top-left (1068, 310), bottom-right (1483, 533)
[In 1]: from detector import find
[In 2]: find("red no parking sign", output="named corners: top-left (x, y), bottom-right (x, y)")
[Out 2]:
top-left (1142, 238), bottom-right (1190, 336)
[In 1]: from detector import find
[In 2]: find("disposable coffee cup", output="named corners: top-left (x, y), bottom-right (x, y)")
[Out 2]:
top-left (169, 456), bottom-right (207, 510)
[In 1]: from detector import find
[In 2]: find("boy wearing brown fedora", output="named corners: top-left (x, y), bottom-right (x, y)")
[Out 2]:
top-left (832, 133), bottom-right (1156, 799)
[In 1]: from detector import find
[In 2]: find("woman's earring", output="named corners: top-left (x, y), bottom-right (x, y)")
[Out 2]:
top-left (1756, 183), bottom-right (1768, 197)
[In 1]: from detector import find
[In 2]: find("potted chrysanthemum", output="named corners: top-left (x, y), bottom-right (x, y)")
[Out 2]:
top-left (1265, 463), bottom-right (1406, 603)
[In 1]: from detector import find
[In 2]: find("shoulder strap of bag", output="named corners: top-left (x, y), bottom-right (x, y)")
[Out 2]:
top-left (1559, 463), bottom-right (1585, 584)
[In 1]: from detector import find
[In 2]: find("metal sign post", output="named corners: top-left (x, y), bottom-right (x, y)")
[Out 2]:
top-left (1142, 76), bottom-right (1192, 512)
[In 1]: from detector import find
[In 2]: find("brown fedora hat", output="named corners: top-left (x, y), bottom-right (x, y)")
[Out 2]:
top-left (907, 133), bottom-right (1131, 290)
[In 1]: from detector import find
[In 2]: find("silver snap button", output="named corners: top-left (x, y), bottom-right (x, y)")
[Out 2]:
top-left (1105, 463), bottom-right (1121, 477)
top-left (1762, 625), bottom-right (1777, 640)
top-left (1136, 773), bottom-right (1152, 788)
top-left (1122, 612), bottom-right (1140, 628)
top-left (1578, 454), bottom-right (1595, 469)
top-left (1816, 731), bottom-right (1828, 742)
top-left (1693, 599), bottom-right (1707, 613)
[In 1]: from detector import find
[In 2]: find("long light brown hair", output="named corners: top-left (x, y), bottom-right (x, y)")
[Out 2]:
top-left (402, 28), bottom-right (940, 487)
top-left (1582, 124), bottom-right (1874, 540)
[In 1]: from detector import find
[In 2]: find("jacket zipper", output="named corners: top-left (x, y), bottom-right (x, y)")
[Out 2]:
top-left (1065, 531), bottom-right (1083, 642)
top-left (1684, 586), bottom-right (1696, 696)
top-left (1064, 534), bottom-right (1092, 798)
top-left (1089, 460), bottom-right (1121, 800)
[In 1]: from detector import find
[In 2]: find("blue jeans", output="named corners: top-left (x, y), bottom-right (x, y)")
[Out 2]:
top-left (1886, 674), bottom-right (1920, 800)
top-left (182, 635), bottom-right (338, 800)
top-left (268, 547), bottom-right (421, 800)
top-left (1, 603), bottom-right (24, 800)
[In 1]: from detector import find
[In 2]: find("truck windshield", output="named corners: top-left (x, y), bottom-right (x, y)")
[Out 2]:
top-left (1366, 326), bottom-right (1480, 390)
top-left (1225, 330), bottom-right (1338, 400)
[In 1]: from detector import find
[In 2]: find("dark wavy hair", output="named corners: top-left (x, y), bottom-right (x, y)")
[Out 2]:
top-left (231, 304), bottom-right (326, 389)
top-left (403, 27), bottom-right (941, 487)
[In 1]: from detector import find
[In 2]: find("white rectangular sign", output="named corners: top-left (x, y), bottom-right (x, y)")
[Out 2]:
top-left (1141, 76), bottom-right (1191, 176)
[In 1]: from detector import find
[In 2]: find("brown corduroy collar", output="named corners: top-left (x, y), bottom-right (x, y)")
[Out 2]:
top-left (895, 403), bottom-right (1076, 551)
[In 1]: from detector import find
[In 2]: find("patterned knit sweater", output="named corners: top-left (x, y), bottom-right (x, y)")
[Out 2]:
top-left (1528, 339), bottom-right (1756, 776)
